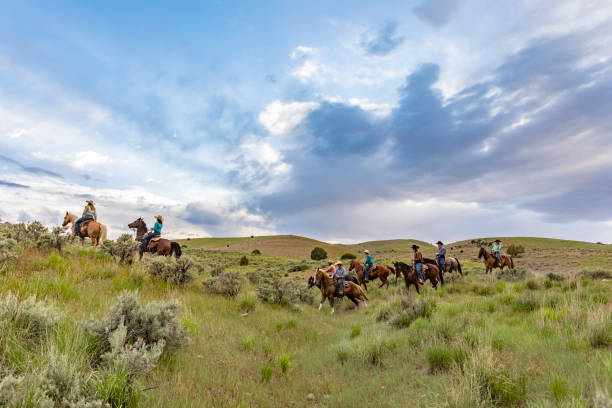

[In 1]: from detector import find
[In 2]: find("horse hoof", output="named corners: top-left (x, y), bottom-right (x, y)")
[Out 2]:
top-left (318, 304), bottom-right (322, 311)
top-left (331, 308), bottom-right (335, 314)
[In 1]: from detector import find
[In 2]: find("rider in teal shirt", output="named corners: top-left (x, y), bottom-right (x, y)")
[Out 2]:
top-left (141, 215), bottom-right (163, 251)
top-left (493, 240), bottom-right (502, 266)
top-left (363, 250), bottom-right (374, 282)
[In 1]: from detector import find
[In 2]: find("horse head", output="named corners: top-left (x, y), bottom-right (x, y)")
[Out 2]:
top-left (478, 247), bottom-right (486, 259)
top-left (62, 212), bottom-right (71, 227)
top-left (348, 259), bottom-right (356, 270)
top-left (307, 276), bottom-right (316, 289)
top-left (128, 218), bottom-right (143, 229)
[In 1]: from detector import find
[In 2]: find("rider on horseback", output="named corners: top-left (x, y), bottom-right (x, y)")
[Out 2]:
top-left (74, 200), bottom-right (97, 237)
top-left (322, 260), bottom-right (336, 278)
top-left (436, 241), bottom-right (446, 276)
top-left (493, 239), bottom-right (503, 267)
top-left (141, 215), bottom-right (163, 251)
top-left (333, 261), bottom-right (346, 295)
top-left (363, 250), bottom-right (374, 283)
top-left (412, 244), bottom-right (424, 285)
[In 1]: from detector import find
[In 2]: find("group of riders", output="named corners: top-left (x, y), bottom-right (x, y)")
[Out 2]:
top-left (72, 200), bottom-right (163, 252)
top-left (321, 239), bottom-right (506, 293)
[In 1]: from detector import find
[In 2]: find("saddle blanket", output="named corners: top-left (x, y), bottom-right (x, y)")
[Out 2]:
top-left (150, 236), bottom-right (162, 242)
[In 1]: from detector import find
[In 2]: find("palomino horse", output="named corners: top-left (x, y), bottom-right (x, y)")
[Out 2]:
top-left (128, 218), bottom-right (182, 260)
top-left (62, 212), bottom-right (107, 248)
top-left (348, 259), bottom-right (391, 291)
top-left (393, 261), bottom-right (441, 292)
top-left (308, 268), bottom-right (368, 314)
top-left (478, 247), bottom-right (514, 274)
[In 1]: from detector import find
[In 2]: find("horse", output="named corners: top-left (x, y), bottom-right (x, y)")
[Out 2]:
top-left (62, 212), bottom-right (107, 248)
top-left (478, 247), bottom-right (514, 274)
top-left (424, 257), bottom-right (462, 275)
top-left (307, 268), bottom-right (368, 314)
top-left (348, 259), bottom-right (391, 291)
top-left (393, 261), bottom-right (440, 292)
top-left (127, 217), bottom-right (182, 260)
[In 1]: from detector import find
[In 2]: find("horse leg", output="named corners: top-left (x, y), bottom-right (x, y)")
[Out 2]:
top-left (139, 249), bottom-right (144, 261)
top-left (80, 236), bottom-right (85, 247)
top-left (330, 297), bottom-right (335, 314)
top-left (318, 293), bottom-right (326, 310)
top-left (348, 294), bottom-right (358, 306)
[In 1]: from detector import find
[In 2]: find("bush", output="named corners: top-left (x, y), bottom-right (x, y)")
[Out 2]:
top-left (239, 255), bottom-right (249, 266)
top-left (580, 270), bottom-right (612, 280)
top-left (100, 234), bottom-right (140, 264)
top-left (251, 249), bottom-right (261, 255)
top-left (261, 366), bottom-right (273, 382)
top-left (0, 234), bottom-right (18, 271)
top-left (287, 262), bottom-right (310, 272)
top-left (496, 267), bottom-right (527, 281)
top-left (525, 280), bottom-right (539, 290)
top-left (341, 253), bottom-right (357, 260)
top-left (589, 320), bottom-right (611, 348)
top-left (377, 297), bottom-right (436, 329)
top-left (426, 344), bottom-right (468, 373)
top-left (350, 324), bottom-right (361, 339)
top-left (147, 256), bottom-right (198, 285)
top-left (506, 244), bottom-right (525, 257)
top-left (471, 284), bottom-right (496, 296)
top-left (237, 292), bottom-right (257, 314)
top-left (257, 272), bottom-right (315, 307)
top-left (0, 292), bottom-right (60, 341)
top-left (85, 290), bottom-right (188, 371)
top-left (203, 270), bottom-right (242, 297)
top-left (310, 247), bottom-right (327, 261)
top-left (474, 362), bottom-right (527, 407)
top-left (280, 355), bottom-right (290, 374)
top-left (511, 295), bottom-right (540, 313)
top-left (546, 272), bottom-right (566, 281)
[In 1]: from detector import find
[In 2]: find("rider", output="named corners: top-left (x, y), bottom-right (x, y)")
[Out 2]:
top-left (74, 200), bottom-right (97, 237)
top-left (333, 261), bottom-right (346, 295)
top-left (412, 244), bottom-right (424, 284)
top-left (141, 215), bottom-right (163, 251)
top-left (493, 239), bottom-right (503, 267)
top-left (436, 241), bottom-right (446, 276)
top-left (322, 260), bottom-right (336, 278)
top-left (363, 250), bottom-right (374, 283)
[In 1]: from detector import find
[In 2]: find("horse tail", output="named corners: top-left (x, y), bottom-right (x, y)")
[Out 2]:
top-left (455, 258), bottom-right (462, 274)
top-left (100, 224), bottom-right (108, 241)
top-left (171, 242), bottom-right (182, 258)
top-left (509, 256), bottom-right (514, 269)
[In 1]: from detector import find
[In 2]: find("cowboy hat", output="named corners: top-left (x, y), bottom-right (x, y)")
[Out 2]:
top-left (336, 261), bottom-right (343, 265)
top-left (411, 244), bottom-right (419, 249)
top-left (155, 215), bottom-right (164, 222)
top-left (363, 250), bottom-right (369, 253)
top-left (436, 241), bottom-right (444, 245)
top-left (494, 239), bottom-right (501, 243)
top-left (85, 200), bottom-right (95, 205)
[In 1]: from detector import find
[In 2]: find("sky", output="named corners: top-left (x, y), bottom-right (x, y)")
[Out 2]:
top-left (1, 0), bottom-right (611, 244)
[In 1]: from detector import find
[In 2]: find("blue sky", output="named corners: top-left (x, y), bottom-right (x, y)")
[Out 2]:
top-left (1, 0), bottom-right (611, 243)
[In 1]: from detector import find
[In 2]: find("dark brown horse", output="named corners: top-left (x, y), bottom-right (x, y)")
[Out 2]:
top-left (128, 218), bottom-right (181, 260)
top-left (348, 259), bottom-right (391, 291)
top-left (308, 268), bottom-right (368, 314)
top-left (424, 257), bottom-right (463, 275)
top-left (478, 247), bottom-right (513, 274)
top-left (393, 261), bottom-right (440, 292)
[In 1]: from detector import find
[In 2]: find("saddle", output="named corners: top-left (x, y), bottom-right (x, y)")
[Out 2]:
top-left (150, 236), bottom-right (162, 242)
top-left (81, 219), bottom-right (93, 228)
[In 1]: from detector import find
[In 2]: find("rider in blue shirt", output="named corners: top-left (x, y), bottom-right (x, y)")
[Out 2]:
top-left (141, 215), bottom-right (163, 251)
top-left (436, 241), bottom-right (446, 276)
top-left (493, 240), bottom-right (503, 266)
top-left (332, 261), bottom-right (346, 295)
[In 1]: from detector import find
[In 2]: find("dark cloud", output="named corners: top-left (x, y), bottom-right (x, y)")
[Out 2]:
top-left (0, 154), bottom-right (63, 178)
top-left (360, 21), bottom-right (405, 56)
top-left (0, 180), bottom-right (29, 188)
top-left (256, 27), bottom-right (612, 231)
top-left (413, 0), bottom-right (465, 27)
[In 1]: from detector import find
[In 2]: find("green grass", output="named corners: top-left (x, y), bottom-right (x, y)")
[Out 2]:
top-left (1, 241), bottom-right (611, 407)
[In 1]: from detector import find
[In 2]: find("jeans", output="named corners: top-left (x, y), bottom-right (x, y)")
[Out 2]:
top-left (74, 216), bottom-right (93, 236)
top-left (141, 232), bottom-right (160, 250)
top-left (414, 262), bottom-right (424, 281)
top-left (364, 264), bottom-right (373, 280)
top-left (494, 251), bottom-right (501, 265)
top-left (337, 277), bottom-right (345, 294)
top-left (438, 256), bottom-right (445, 273)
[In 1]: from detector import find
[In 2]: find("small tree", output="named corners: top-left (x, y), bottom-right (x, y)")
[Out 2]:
top-left (507, 244), bottom-right (525, 257)
top-left (251, 249), bottom-right (261, 255)
top-left (310, 247), bottom-right (327, 261)
top-left (341, 253), bottom-right (356, 260)
top-left (240, 256), bottom-right (249, 266)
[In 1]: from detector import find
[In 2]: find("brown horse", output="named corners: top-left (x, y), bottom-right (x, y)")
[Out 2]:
top-left (62, 212), bottom-right (104, 248)
top-left (307, 268), bottom-right (368, 314)
top-left (128, 218), bottom-right (181, 260)
top-left (349, 259), bottom-right (390, 291)
top-left (393, 261), bottom-right (440, 292)
top-left (478, 247), bottom-right (514, 274)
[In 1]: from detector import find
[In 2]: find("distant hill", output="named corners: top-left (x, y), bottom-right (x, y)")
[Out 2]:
top-left (341, 239), bottom-right (435, 261)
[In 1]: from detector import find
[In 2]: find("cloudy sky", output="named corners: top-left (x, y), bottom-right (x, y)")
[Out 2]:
top-left (1, 0), bottom-right (611, 243)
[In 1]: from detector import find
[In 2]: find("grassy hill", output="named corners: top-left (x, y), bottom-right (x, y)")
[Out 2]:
top-left (1, 223), bottom-right (610, 406)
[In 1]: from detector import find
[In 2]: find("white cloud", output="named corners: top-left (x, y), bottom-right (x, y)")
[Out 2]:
top-left (258, 100), bottom-right (319, 135)
top-left (71, 151), bottom-right (109, 169)
top-left (292, 60), bottom-right (320, 82)
top-left (290, 45), bottom-right (315, 60)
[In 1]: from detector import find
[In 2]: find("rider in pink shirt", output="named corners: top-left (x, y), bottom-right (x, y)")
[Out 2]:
top-left (322, 260), bottom-right (336, 277)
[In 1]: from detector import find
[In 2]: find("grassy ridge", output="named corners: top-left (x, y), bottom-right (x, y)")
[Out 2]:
top-left (1, 242), bottom-right (610, 407)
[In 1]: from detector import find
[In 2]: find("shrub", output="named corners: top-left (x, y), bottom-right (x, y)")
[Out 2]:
top-left (426, 344), bottom-right (468, 373)
top-left (246, 269), bottom-right (263, 284)
top-left (580, 270), bottom-right (612, 280)
top-left (287, 262), bottom-right (310, 272)
top-left (251, 249), bottom-right (261, 255)
top-left (506, 244), bottom-right (525, 257)
top-left (203, 270), bottom-right (242, 297)
top-left (543, 280), bottom-right (553, 289)
top-left (546, 272), bottom-right (566, 281)
top-left (341, 253), bottom-right (356, 260)
top-left (525, 280), bottom-right (539, 290)
top-left (261, 366), bottom-right (273, 382)
top-left (0, 292), bottom-right (60, 341)
top-left (378, 297), bottom-right (436, 329)
top-left (256, 272), bottom-right (314, 307)
top-left (280, 355), bottom-right (290, 374)
top-left (589, 321), bottom-right (611, 348)
top-left (0, 235), bottom-right (18, 271)
top-left (511, 295), bottom-right (540, 313)
top-left (474, 362), bottom-right (527, 407)
top-left (471, 284), bottom-right (496, 296)
top-left (147, 256), bottom-right (197, 285)
top-left (310, 247), bottom-right (327, 261)
top-left (100, 234), bottom-right (140, 264)
top-left (350, 324), bottom-right (361, 339)
top-left (237, 292), bottom-right (257, 314)
top-left (85, 290), bottom-right (188, 369)
top-left (240, 256), bottom-right (249, 266)
top-left (496, 267), bottom-right (527, 281)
